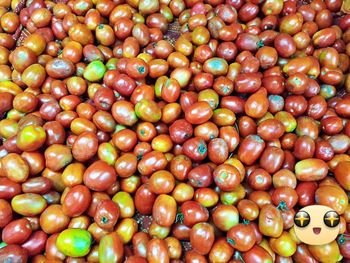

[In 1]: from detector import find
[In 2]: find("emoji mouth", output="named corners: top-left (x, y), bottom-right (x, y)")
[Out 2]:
top-left (313, 227), bottom-right (321, 234)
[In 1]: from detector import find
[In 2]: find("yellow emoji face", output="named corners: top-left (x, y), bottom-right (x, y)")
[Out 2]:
top-left (294, 205), bottom-right (340, 245)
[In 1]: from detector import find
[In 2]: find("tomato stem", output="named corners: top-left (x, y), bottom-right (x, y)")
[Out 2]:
top-left (226, 238), bottom-right (235, 246)
top-left (175, 213), bottom-right (184, 223)
top-left (277, 201), bottom-right (288, 211)
top-left (101, 217), bottom-right (109, 224)
top-left (242, 219), bottom-right (250, 225)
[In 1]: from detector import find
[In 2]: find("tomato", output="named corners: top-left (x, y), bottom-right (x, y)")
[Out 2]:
top-left (94, 199), bottom-right (120, 229)
top-left (212, 204), bottom-right (239, 231)
top-left (135, 99), bottom-right (162, 123)
top-left (0, 199), bottom-right (12, 227)
top-left (0, 245), bottom-right (28, 262)
top-left (269, 231), bottom-right (297, 257)
top-left (258, 204), bottom-right (283, 238)
top-left (213, 163), bottom-right (241, 191)
top-left (153, 194), bottom-right (177, 227)
top-left (45, 233), bottom-right (66, 260)
top-left (149, 170), bottom-right (175, 194)
top-left (56, 229), bottom-right (92, 257)
top-left (72, 132), bottom-right (98, 162)
top-left (243, 245), bottom-right (273, 263)
top-left (44, 144), bottom-right (73, 172)
top-left (39, 205), bottom-right (70, 234)
top-left (147, 238), bottom-right (170, 263)
top-left (11, 193), bottom-right (47, 216)
top-left (137, 151), bottom-right (168, 176)
top-left (334, 161), bottom-right (350, 190)
top-left (208, 237), bottom-right (234, 262)
top-left (190, 222), bottom-right (215, 255)
top-left (133, 232), bottom-right (150, 257)
top-left (112, 191), bottom-right (135, 218)
top-left (1, 153), bottom-right (29, 183)
top-left (315, 185), bottom-right (348, 214)
top-left (185, 101), bottom-right (213, 125)
top-left (180, 200), bottom-right (209, 227)
top-left (21, 230), bottom-right (47, 256)
top-left (183, 137), bottom-right (208, 161)
top-left (62, 185), bottom-right (91, 217)
top-left (308, 241), bottom-right (341, 262)
top-left (134, 184), bottom-right (156, 215)
top-left (2, 218), bottom-right (32, 245)
top-left (115, 218), bottom-right (138, 243)
top-left (238, 135), bottom-right (266, 165)
top-left (83, 160), bottom-right (117, 191)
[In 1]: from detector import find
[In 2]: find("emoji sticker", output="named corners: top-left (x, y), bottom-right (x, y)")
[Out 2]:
top-left (294, 205), bottom-right (340, 245)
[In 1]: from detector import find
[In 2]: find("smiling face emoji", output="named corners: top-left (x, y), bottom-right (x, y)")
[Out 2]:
top-left (294, 205), bottom-right (340, 245)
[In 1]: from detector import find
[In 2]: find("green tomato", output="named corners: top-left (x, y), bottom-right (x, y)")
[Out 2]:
top-left (83, 61), bottom-right (107, 82)
top-left (16, 125), bottom-right (46, 152)
top-left (56, 229), bottom-right (92, 257)
top-left (135, 99), bottom-right (161, 123)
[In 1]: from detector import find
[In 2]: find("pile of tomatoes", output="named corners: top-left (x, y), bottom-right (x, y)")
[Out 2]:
top-left (1, 0), bottom-right (350, 261)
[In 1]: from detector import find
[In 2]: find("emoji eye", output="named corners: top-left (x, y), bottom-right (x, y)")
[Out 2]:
top-left (323, 211), bottom-right (340, 227)
top-left (294, 211), bottom-right (310, 227)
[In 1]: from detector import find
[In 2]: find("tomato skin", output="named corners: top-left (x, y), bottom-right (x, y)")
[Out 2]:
top-left (39, 204), bottom-right (70, 234)
top-left (315, 185), bottom-right (348, 214)
top-left (243, 245), bottom-right (273, 263)
top-left (182, 137), bottom-right (208, 162)
top-left (1, 153), bottom-right (30, 183)
top-left (190, 222), bottom-right (215, 255)
top-left (334, 161), bottom-right (350, 190)
top-left (227, 223), bottom-right (256, 252)
top-left (185, 101), bottom-right (213, 125)
top-left (22, 176), bottom-right (53, 194)
top-left (238, 135), bottom-right (266, 165)
top-left (21, 230), bottom-right (47, 256)
top-left (83, 160), bottom-right (117, 191)
top-left (170, 155), bottom-right (192, 181)
top-left (258, 204), bottom-right (283, 238)
top-left (44, 144), bottom-right (73, 172)
top-left (295, 181), bottom-right (317, 207)
top-left (338, 234), bottom-right (350, 259)
top-left (56, 229), bottom-right (92, 257)
top-left (308, 241), bottom-right (341, 262)
top-left (62, 185), bottom-right (91, 217)
top-left (115, 218), bottom-right (138, 244)
top-left (72, 132), bottom-right (98, 162)
top-left (295, 158), bottom-right (328, 181)
top-left (134, 184), bottom-right (156, 215)
top-left (0, 199), bottom-right (12, 227)
top-left (2, 218), bottom-right (32, 245)
top-left (212, 204), bottom-right (240, 231)
top-left (153, 194), bottom-right (177, 227)
top-left (11, 193), bottom-right (47, 216)
top-left (16, 125), bottom-right (46, 152)
top-left (133, 232), bottom-right (150, 258)
top-left (0, 245), bottom-right (28, 262)
top-left (135, 99), bottom-right (162, 123)
top-left (188, 164), bottom-right (213, 188)
top-left (0, 178), bottom-right (21, 199)
top-left (94, 199), bottom-right (120, 229)
top-left (180, 200), bottom-right (209, 227)
top-left (147, 238), bottom-right (170, 263)
top-left (269, 231), bottom-right (297, 257)
top-left (45, 233), bottom-right (66, 260)
top-left (137, 151), bottom-right (168, 176)
top-left (112, 191), bottom-right (135, 218)
top-left (213, 163), bottom-right (241, 191)
top-left (209, 237), bottom-right (234, 263)
top-left (292, 244), bottom-right (318, 263)
top-left (149, 170), bottom-right (175, 194)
